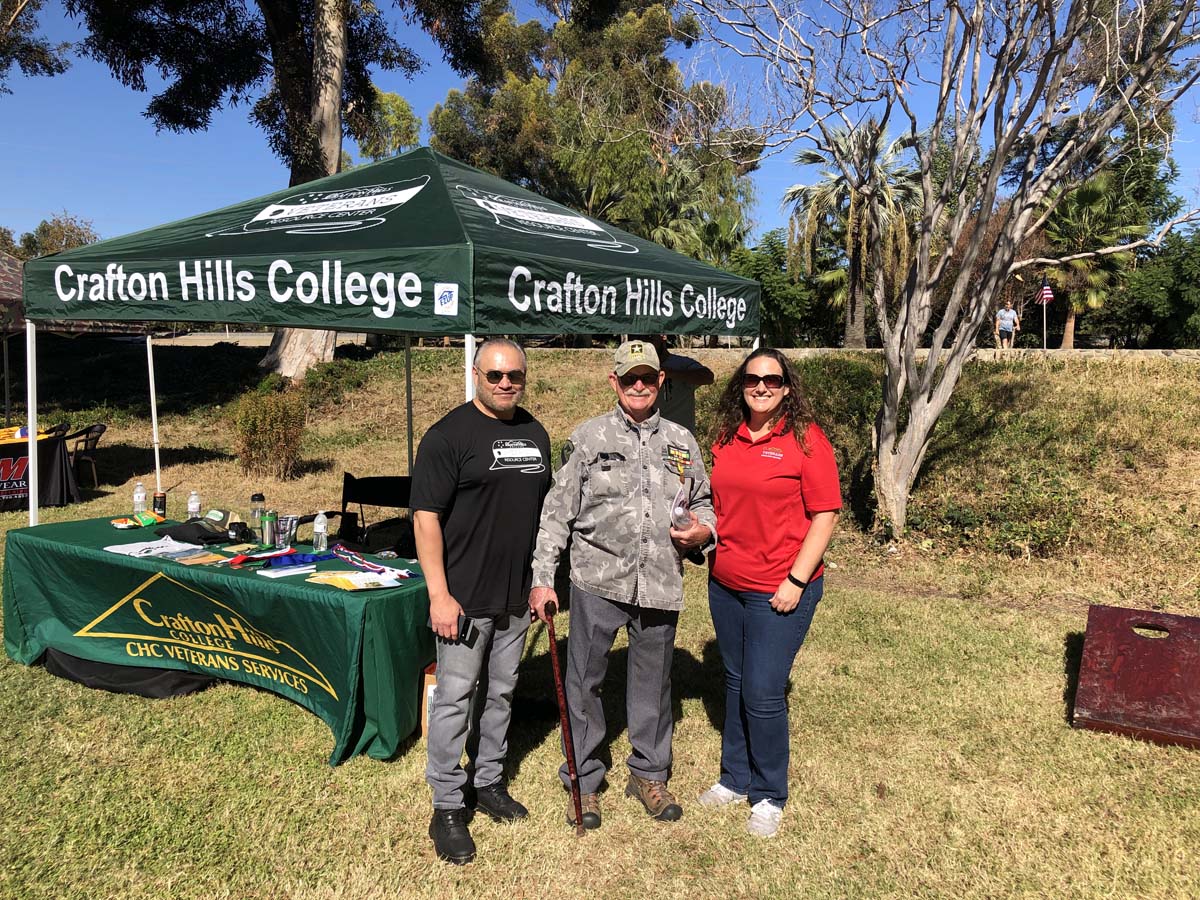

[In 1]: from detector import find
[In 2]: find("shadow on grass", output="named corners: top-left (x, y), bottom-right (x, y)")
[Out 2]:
top-left (91, 442), bottom-right (235, 487)
top-left (1063, 631), bottom-right (1085, 725)
top-left (912, 366), bottom-right (1042, 493)
top-left (10, 335), bottom-right (268, 419)
top-left (506, 630), bottom-right (726, 790)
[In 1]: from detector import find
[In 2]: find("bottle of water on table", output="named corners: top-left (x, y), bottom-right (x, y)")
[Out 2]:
top-left (132, 481), bottom-right (146, 514)
top-left (312, 511), bottom-right (329, 552)
top-left (187, 490), bottom-right (201, 519)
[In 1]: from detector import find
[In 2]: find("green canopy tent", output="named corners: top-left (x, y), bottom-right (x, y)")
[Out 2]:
top-left (20, 147), bottom-right (760, 523)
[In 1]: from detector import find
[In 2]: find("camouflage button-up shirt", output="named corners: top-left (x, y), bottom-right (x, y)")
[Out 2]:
top-left (531, 406), bottom-right (715, 612)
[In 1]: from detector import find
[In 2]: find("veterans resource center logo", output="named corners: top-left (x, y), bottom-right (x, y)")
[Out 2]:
top-left (457, 186), bottom-right (638, 254)
top-left (490, 439), bottom-right (546, 474)
top-left (75, 572), bottom-right (336, 699)
top-left (208, 175), bottom-right (431, 237)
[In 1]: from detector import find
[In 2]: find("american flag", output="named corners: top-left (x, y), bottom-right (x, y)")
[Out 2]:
top-left (1036, 276), bottom-right (1055, 305)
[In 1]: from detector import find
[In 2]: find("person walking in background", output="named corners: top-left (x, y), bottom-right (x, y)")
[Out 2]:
top-left (413, 338), bottom-right (551, 865)
top-left (995, 299), bottom-right (1020, 348)
top-left (646, 334), bottom-right (714, 434)
top-left (698, 348), bottom-right (841, 838)
top-left (529, 339), bottom-right (715, 830)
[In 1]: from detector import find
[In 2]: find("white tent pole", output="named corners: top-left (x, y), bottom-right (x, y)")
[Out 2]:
top-left (752, 335), bottom-right (761, 350)
top-left (25, 322), bottom-right (38, 526)
top-left (146, 335), bottom-right (163, 492)
top-left (464, 334), bottom-right (476, 401)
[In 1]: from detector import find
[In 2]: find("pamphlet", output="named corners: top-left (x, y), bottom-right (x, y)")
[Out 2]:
top-left (307, 571), bottom-right (404, 591)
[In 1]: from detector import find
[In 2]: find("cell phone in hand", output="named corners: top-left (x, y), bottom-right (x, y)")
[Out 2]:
top-left (427, 612), bottom-right (475, 644)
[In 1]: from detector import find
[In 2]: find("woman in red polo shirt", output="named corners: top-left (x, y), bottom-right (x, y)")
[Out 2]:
top-left (696, 348), bottom-right (841, 838)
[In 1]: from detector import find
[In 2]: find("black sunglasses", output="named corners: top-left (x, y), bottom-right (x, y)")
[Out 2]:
top-left (742, 373), bottom-right (786, 389)
top-left (618, 371), bottom-right (659, 388)
top-left (481, 369), bottom-right (526, 385)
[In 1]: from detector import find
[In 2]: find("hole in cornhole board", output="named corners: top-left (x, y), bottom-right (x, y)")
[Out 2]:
top-left (1132, 624), bottom-right (1169, 639)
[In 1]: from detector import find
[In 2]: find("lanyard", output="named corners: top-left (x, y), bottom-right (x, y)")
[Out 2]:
top-left (330, 543), bottom-right (416, 579)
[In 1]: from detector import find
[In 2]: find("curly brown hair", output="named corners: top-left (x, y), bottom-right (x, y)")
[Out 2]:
top-left (709, 348), bottom-right (818, 452)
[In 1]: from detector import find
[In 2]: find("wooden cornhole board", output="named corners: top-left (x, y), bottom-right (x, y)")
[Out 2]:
top-left (1073, 604), bottom-right (1200, 749)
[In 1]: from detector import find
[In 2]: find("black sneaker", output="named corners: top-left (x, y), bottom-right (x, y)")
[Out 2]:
top-left (473, 782), bottom-right (529, 822)
top-left (429, 808), bottom-right (476, 865)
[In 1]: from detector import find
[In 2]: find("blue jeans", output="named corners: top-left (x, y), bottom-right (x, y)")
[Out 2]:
top-left (708, 575), bottom-right (823, 808)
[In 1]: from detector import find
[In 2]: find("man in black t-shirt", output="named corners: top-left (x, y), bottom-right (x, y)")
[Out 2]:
top-left (412, 337), bottom-right (551, 866)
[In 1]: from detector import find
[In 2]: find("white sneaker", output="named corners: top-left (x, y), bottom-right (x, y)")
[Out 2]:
top-left (696, 782), bottom-right (747, 808)
top-left (747, 799), bottom-right (783, 837)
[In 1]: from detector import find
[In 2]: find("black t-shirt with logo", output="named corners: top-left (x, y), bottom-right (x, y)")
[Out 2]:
top-left (411, 402), bottom-right (552, 617)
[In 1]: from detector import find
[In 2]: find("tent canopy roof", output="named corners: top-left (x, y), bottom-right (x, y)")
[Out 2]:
top-left (23, 148), bottom-right (759, 337)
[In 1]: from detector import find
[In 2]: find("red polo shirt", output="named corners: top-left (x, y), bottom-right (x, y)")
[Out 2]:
top-left (709, 419), bottom-right (842, 593)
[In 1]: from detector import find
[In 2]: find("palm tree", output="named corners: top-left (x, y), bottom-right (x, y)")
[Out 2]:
top-left (1043, 174), bottom-right (1146, 349)
top-left (783, 119), bottom-right (919, 348)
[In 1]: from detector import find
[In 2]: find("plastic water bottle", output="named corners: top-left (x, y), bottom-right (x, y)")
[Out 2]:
top-left (312, 512), bottom-right (329, 552)
top-left (132, 482), bottom-right (147, 514)
top-left (187, 490), bottom-right (201, 519)
top-left (250, 492), bottom-right (265, 541)
top-left (670, 478), bottom-right (692, 529)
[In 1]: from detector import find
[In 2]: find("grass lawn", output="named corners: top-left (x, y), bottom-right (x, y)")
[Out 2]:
top-left (1, 341), bottom-right (1197, 898)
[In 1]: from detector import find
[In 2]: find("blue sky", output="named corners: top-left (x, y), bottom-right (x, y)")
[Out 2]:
top-left (2, 2), bottom-right (1197, 246)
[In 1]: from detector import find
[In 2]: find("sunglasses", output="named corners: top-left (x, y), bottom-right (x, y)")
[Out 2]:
top-left (480, 369), bottom-right (526, 385)
top-left (742, 373), bottom-right (786, 389)
top-left (618, 371), bottom-right (659, 388)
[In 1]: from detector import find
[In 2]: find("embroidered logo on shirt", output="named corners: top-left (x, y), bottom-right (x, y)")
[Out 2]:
top-left (761, 447), bottom-right (784, 461)
top-left (490, 439), bottom-right (546, 474)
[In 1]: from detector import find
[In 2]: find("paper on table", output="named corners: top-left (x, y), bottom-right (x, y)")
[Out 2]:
top-left (307, 571), bottom-right (402, 591)
top-left (256, 565), bottom-right (317, 579)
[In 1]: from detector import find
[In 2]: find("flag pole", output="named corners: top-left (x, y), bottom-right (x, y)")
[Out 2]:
top-left (1043, 299), bottom-right (1047, 350)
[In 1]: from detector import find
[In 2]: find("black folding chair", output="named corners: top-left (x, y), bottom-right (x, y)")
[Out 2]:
top-left (324, 472), bottom-right (414, 556)
top-left (64, 423), bottom-right (107, 488)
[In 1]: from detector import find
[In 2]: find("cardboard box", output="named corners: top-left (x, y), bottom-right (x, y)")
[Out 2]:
top-left (419, 662), bottom-right (437, 738)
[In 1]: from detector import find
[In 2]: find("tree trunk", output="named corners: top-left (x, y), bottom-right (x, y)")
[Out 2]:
top-left (258, 0), bottom-right (347, 379)
top-left (1059, 306), bottom-right (1077, 350)
top-left (844, 249), bottom-right (867, 348)
top-left (259, 329), bottom-right (337, 380)
top-left (310, 0), bottom-right (347, 175)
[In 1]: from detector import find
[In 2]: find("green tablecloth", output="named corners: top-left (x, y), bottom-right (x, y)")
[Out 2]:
top-left (2, 518), bottom-right (434, 765)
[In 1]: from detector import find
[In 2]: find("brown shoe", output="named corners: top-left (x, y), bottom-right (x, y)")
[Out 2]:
top-left (625, 774), bottom-right (683, 821)
top-left (565, 793), bottom-right (601, 830)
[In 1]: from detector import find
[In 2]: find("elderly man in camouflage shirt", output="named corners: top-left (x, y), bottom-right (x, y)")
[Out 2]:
top-left (529, 339), bottom-right (715, 829)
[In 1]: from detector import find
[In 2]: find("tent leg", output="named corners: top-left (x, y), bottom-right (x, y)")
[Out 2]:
top-left (465, 334), bottom-right (476, 402)
top-left (146, 336), bottom-right (163, 493)
top-left (752, 335), bottom-right (761, 350)
top-left (4, 332), bottom-right (10, 426)
top-left (405, 335), bottom-right (414, 474)
top-left (25, 322), bottom-right (38, 526)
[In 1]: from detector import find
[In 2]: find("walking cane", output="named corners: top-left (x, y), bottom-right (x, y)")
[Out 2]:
top-left (544, 601), bottom-right (585, 836)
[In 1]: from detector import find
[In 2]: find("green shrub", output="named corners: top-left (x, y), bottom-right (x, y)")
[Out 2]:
top-left (300, 358), bottom-right (369, 409)
top-left (231, 389), bottom-right (307, 479)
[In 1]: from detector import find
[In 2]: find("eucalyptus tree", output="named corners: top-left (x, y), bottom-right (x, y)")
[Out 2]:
top-left (0, 0), bottom-right (68, 93)
top-left (783, 119), bottom-right (919, 348)
top-left (687, 0), bottom-right (1200, 533)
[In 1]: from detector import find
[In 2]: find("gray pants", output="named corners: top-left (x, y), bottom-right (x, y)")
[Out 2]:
top-left (426, 611), bottom-right (530, 809)
top-left (559, 585), bottom-right (678, 794)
